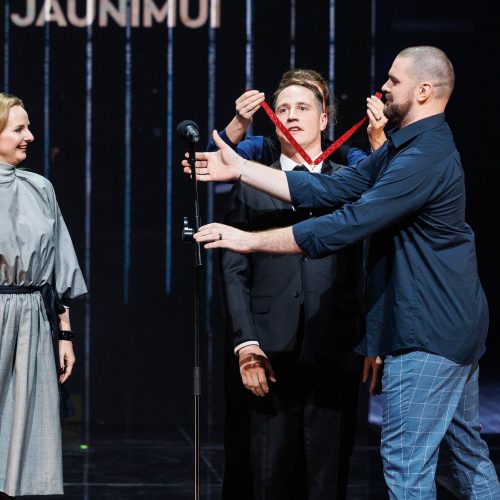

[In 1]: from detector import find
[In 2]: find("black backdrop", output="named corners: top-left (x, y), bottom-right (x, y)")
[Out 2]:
top-left (1, 0), bottom-right (497, 433)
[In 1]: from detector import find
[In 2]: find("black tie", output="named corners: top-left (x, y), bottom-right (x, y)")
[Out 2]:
top-left (293, 164), bottom-right (309, 172)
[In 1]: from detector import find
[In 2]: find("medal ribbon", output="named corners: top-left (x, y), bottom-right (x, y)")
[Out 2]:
top-left (259, 92), bottom-right (382, 166)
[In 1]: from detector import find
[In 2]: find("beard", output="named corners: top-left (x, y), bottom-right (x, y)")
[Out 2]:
top-left (383, 96), bottom-right (412, 126)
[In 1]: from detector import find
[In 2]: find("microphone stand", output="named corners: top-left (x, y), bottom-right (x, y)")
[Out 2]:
top-left (182, 139), bottom-right (203, 500)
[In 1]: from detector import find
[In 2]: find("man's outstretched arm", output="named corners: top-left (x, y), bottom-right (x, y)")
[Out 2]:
top-left (194, 222), bottom-right (302, 255)
top-left (182, 129), bottom-right (293, 203)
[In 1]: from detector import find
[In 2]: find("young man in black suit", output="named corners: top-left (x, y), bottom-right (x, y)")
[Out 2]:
top-left (220, 78), bottom-right (365, 499)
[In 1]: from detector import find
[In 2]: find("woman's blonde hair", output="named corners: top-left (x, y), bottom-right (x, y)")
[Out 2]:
top-left (0, 93), bottom-right (25, 133)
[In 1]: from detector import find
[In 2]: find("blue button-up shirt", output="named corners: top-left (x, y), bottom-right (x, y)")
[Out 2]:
top-left (288, 113), bottom-right (488, 364)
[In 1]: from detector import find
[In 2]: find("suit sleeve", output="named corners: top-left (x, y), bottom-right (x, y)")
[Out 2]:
top-left (221, 182), bottom-right (259, 348)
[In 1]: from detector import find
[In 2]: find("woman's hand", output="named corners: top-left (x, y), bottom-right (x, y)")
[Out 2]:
top-left (59, 340), bottom-right (76, 383)
top-left (225, 90), bottom-right (265, 144)
top-left (235, 90), bottom-right (265, 123)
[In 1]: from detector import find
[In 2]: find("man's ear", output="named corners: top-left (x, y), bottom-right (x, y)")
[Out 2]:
top-left (320, 112), bottom-right (328, 132)
top-left (416, 82), bottom-right (432, 103)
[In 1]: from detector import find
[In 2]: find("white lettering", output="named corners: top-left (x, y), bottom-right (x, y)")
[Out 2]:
top-left (35, 0), bottom-right (68, 27)
top-left (99, 0), bottom-right (127, 27)
top-left (210, 0), bottom-right (220, 29)
top-left (179, 0), bottom-right (207, 29)
top-left (9, 0), bottom-right (220, 29)
top-left (11, 0), bottom-right (36, 27)
top-left (132, 0), bottom-right (141, 27)
top-left (143, 0), bottom-right (176, 28)
top-left (67, 0), bottom-right (96, 28)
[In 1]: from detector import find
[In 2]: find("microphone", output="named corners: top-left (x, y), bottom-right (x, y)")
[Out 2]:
top-left (177, 120), bottom-right (200, 143)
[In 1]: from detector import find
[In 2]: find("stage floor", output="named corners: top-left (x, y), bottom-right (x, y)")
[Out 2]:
top-left (25, 365), bottom-right (500, 499)
top-left (21, 424), bottom-right (500, 499)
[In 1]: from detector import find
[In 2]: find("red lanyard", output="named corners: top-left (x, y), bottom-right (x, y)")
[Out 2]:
top-left (259, 92), bottom-right (382, 166)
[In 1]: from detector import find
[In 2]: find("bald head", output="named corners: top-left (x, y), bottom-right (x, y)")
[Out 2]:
top-left (397, 46), bottom-right (455, 101)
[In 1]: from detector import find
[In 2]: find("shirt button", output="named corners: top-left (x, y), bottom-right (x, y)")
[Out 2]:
top-left (292, 290), bottom-right (300, 298)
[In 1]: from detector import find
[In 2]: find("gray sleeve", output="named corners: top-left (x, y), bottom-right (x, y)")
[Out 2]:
top-left (49, 184), bottom-right (88, 300)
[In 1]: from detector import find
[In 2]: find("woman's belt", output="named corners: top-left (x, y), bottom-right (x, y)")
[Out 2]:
top-left (0, 284), bottom-right (66, 337)
top-left (0, 285), bottom-right (44, 293)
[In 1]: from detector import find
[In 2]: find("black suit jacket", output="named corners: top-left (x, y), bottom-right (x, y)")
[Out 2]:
top-left (221, 159), bottom-right (364, 368)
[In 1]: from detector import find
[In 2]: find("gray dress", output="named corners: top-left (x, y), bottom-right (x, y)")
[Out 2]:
top-left (0, 162), bottom-right (87, 496)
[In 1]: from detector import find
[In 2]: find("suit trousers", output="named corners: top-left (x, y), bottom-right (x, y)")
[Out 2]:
top-left (249, 351), bottom-right (360, 500)
top-left (381, 351), bottom-right (500, 499)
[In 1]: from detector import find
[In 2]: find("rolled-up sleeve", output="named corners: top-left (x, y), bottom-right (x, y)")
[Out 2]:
top-left (286, 148), bottom-right (386, 211)
top-left (293, 151), bottom-right (437, 258)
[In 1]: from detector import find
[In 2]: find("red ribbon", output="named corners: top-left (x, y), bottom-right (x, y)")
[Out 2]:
top-left (259, 92), bottom-right (382, 166)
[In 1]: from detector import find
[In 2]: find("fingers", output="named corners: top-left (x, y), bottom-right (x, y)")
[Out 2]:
top-left (256, 368), bottom-right (269, 395)
top-left (184, 151), bottom-right (208, 161)
top-left (366, 95), bottom-right (387, 126)
top-left (362, 357), bottom-right (371, 383)
top-left (267, 362), bottom-right (276, 383)
top-left (240, 362), bottom-right (269, 397)
top-left (212, 129), bottom-right (226, 149)
top-left (369, 364), bottom-right (379, 395)
top-left (181, 152), bottom-right (208, 170)
top-left (181, 156), bottom-right (211, 181)
top-left (366, 106), bottom-right (383, 124)
top-left (236, 90), bottom-right (265, 120)
top-left (367, 93), bottom-right (384, 107)
top-left (194, 223), bottom-right (254, 253)
top-left (59, 341), bottom-right (76, 384)
top-left (245, 366), bottom-right (268, 396)
top-left (194, 223), bottom-right (227, 244)
top-left (195, 223), bottom-right (228, 244)
top-left (363, 356), bottom-right (383, 395)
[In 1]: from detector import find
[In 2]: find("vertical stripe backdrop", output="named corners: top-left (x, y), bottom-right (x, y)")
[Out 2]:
top-left (0, 0), bottom-right (375, 430)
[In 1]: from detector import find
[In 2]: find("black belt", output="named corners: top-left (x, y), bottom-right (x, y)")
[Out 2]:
top-left (0, 284), bottom-right (65, 341)
top-left (0, 285), bottom-right (44, 293)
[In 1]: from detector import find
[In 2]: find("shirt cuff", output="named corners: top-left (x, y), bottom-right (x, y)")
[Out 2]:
top-left (234, 340), bottom-right (260, 355)
top-left (292, 218), bottom-right (318, 258)
top-left (219, 128), bottom-right (237, 148)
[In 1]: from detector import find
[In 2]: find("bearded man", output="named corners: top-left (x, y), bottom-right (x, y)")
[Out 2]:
top-left (185, 46), bottom-right (500, 499)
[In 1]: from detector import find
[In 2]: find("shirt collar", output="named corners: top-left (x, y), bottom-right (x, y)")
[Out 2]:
top-left (388, 113), bottom-right (445, 149)
top-left (279, 153), bottom-right (323, 173)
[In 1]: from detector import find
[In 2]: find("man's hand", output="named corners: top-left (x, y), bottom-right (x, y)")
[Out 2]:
top-left (182, 130), bottom-right (245, 182)
top-left (194, 222), bottom-right (257, 252)
top-left (59, 340), bottom-right (76, 384)
top-left (366, 94), bottom-right (388, 151)
top-left (195, 224), bottom-right (300, 254)
top-left (362, 356), bottom-right (384, 395)
top-left (238, 345), bottom-right (276, 397)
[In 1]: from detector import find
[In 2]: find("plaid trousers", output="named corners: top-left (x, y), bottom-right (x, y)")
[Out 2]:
top-left (381, 350), bottom-right (500, 499)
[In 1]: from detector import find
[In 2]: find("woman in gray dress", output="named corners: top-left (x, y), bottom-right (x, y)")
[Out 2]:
top-left (0, 93), bottom-right (87, 498)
